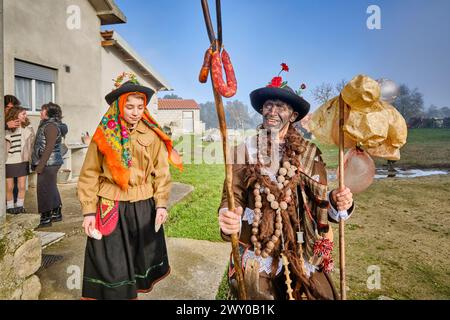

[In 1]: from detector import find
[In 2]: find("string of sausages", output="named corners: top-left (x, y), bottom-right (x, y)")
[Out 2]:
top-left (199, 46), bottom-right (237, 98)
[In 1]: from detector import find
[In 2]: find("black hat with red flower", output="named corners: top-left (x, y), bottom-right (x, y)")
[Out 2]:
top-left (250, 63), bottom-right (310, 122)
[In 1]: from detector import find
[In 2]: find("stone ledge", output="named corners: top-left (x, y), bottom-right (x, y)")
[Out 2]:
top-left (13, 237), bottom-right (42, 278)
top-left (5, 214), bottom-right (40, 230)
top-left (21, 275), bottom-right (42, 300)
top-left (1, 214), bottom-right (42, 300)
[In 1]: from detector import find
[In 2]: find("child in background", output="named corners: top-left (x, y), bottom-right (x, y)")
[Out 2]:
top-left (5, 106), bottom-right (35, 214)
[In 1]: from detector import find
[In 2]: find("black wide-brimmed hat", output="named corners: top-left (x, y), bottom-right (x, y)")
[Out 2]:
top-left (105, 80), bottom-right (155, 106)
top-left (250, 86), bottom-right (310, 122)
top-left (250, 63), bottom-right (310, 122)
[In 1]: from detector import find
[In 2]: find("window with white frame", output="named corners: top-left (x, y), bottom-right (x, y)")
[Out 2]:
top-left (14, 60), bottom-right (56, 112)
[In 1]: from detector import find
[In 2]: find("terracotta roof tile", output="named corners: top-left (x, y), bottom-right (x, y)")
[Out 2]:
top-left (158, 99), bottom-right (200, 110)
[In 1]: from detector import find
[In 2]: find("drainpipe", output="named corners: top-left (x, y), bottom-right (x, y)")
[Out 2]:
top-left (0, 0), bottom-right (5, 224)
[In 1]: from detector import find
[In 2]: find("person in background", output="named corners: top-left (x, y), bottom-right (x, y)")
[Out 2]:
top-left (4, 95), bottom-right (22, 207)
top-left (4, 95), bottom-right (21, 129)
top-left (31, 103), bottom-right (68, 227)
top-left (5, 106), bottom-right (35, 214)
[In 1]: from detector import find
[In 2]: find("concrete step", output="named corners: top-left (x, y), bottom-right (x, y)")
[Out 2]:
top-left (35, 231), bottom-right (66, 249)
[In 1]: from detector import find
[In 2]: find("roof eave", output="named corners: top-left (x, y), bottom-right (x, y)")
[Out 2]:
top-left (101, 31), bottom-right (173, 91)
top-left (89, 0), bottom-right (127, 25)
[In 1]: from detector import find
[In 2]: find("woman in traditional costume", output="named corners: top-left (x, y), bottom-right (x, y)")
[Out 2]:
top-left (77, 73), bottom-right (182, 300)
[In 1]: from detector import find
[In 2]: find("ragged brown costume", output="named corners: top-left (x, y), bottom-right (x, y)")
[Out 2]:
top-left (219, 126), bottom-right (354, 300)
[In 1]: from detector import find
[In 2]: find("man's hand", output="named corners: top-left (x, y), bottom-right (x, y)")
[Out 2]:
top-left (155, 207), bottom-right (168, 225)
top-left (82, 215), bottom-right (96, 237)
top-left (331, 187), bottom-right (354, 211)
top-left (219, 207), bottom-right (243, 235)
top-left (7, 119), bottom-right (20, 130)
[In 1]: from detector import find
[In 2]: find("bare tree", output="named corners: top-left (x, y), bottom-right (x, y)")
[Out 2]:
top-left (200, 101), bottom-right (219, 129)
top-left (427, 104), bottom-right (442, 118)
top-left (200, 100), bottom-right (256, 130)
top-left (227, 105), bottom-right (243, 130)
top-left (393, 84), bottom-right (425, 121)
top-left (225, 100), bottom-right (253, 130)
top-left (312, 83), bottom-right (335, 104)
top-left (442, 107), bottom-right (450, 117)
top-left (426, 104), bottom-right (450, 118)
top-left (335, 79), bottom-right (347, 94)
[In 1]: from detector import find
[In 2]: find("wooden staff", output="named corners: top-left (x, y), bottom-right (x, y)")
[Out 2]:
top-left (200, 0), bottom-right (246, 299)
top-left (338, 95), bottom-right (347, 300)
top-left (211, 81), bottom-right (247, 300)
top-left (216, 0), bottom-right (223, 48)
top-left (201, 0), bottom-right (216, 50)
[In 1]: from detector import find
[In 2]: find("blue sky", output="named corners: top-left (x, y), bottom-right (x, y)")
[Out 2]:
top-left (110, 0), bottom-right (450, 111)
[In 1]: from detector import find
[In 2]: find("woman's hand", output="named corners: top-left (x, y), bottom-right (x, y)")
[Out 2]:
top-left (218, 207), bottom-right (242, 236)
top-left (331, 187), bottom-right (354, 211)
top-left (82, 215), bottom-right (96, 237)
top-left (155, 208), bottom-right (168, 225)
top-left (7, 119), bottom-right (20, 130)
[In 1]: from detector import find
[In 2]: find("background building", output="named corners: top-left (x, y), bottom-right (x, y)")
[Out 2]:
top-left (157, 98), bottom-right (205, 137)
top-left (2, 0), bottom-right (172, 180)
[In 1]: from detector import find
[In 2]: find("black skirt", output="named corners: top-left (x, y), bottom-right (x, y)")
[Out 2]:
top-left (37, 165), bottom-right (62, 213)
top-left (6, 162), bottom-right (29, 178)
top-left (82, 198), bottom-right (170, 300)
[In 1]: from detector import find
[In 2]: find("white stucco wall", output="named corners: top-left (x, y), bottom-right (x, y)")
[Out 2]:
top-left (4, 0), bottom-right (103, 144)
top-left (154, 109), bottom-right (203, 135)
top-left (101, 45), bottom-right (161, 116)
top-left (3, 0), bottom-right (173, 180)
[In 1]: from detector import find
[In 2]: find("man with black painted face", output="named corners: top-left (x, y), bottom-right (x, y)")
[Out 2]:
top-left (218, 65), bottom-right (354, 300)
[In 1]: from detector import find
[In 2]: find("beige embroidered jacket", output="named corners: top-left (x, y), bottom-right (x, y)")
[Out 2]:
top-left (77, 120), bottom-right (171, 215)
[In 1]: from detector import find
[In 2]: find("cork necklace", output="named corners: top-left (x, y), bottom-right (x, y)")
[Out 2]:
top-left (251, 130), bottom-right (298, 258)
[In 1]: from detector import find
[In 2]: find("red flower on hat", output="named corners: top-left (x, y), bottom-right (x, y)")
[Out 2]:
top-left (268, 76), bottom-right (283, 88)
top-left (265, 63), bottom-right (290, 88)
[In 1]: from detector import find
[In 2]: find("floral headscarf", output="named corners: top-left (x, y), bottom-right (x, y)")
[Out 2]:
top-left (93, 92), bottom-right (182, 190)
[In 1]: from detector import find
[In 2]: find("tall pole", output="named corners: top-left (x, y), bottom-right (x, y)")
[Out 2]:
top-left (200, 0), bottom-right (246, 299)
top-left (338, 95), bottom-right (346, 300)
top-left (0, 0), bottom-right (5, 225)
top-left (211, 81), bottom-right (247, 300)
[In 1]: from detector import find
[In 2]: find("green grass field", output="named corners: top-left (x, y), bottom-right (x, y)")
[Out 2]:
top-left (378, 128), bottom-right (450, 168)
top-left (316, 128), bottom-right (450, 169)
top-left (166, 164), bottom-right (224, 241)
